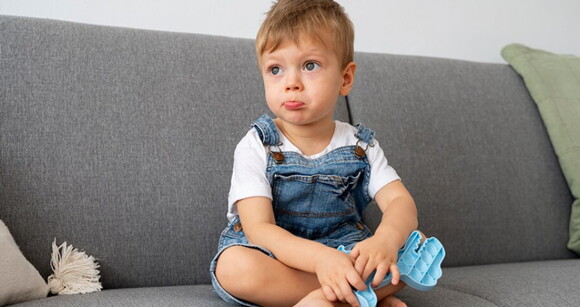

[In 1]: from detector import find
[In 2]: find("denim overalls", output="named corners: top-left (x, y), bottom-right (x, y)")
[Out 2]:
top-left (210, 114), bottom-right (377, 305)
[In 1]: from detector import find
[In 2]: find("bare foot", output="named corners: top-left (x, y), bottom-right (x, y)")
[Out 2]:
top-left (294, 289), bottom-right (334, 307)
top-left (378, 295), bottom-right (407, 307)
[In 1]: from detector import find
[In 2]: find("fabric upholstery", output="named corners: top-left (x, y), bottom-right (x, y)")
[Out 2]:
top-left (398, 259), bottom-right (580, 306)
top-left (351, 53), bottom-right (576, 266)
top-left (0, 15), bottom-right (348, 288)
top-left (12, 285), bottom-right (225, 307)
top-left (13, 261), bottom-right (580, 307)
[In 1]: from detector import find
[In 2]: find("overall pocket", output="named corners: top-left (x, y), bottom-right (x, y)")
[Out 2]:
top-left (272, 170), bottom-right (363, 238)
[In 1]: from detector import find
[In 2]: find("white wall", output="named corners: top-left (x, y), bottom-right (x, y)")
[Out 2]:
top-left (1, 0), bottom-right (579, 63)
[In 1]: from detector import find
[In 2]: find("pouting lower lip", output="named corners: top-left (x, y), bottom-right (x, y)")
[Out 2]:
top-left (283, 101), bottom-right (304, 109)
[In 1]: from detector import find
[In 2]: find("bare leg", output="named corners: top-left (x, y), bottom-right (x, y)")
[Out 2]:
top-left (378, 295), bottom-right (407, 307)
top-left (372, 282), bottom-right (406, 306)
top-left (294, 288), bottom-right (335, 307)
top-left (215, 246), bottom-right (320, 306)
top-left (296, 283), bottom-right (407, 307)
top-left (216, 231), bottom-right (426, 306)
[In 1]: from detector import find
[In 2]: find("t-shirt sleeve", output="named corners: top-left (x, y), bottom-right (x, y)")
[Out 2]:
top-left (227, 130), bottom-right (272, 220)
top-left (366, 139), bottom-right (401, 199)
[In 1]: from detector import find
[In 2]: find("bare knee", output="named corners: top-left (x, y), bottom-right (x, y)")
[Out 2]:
top-left (378, 295), bottom-right (407, 307)
top-left (374, 282), bottom-right (407, 302)
top-left (215, 246), bottom-right (267, 296)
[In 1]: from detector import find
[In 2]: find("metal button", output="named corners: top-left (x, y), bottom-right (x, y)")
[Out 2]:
top-left (355, 222), bottom-right (364, 230)
top-left (354, 145), bottom-right (366, 158)
top-left (272, 152), bottom-right (285, 164)
top-left (233, 223), bottom-right (243, 232)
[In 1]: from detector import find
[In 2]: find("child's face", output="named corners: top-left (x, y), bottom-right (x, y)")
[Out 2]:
top-left (259, 35), bottom-right (355, 128)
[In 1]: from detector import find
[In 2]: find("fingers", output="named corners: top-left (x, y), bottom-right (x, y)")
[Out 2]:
top-left (346, 269), bottom-right (367, 291)
top-left (371, 263), bottom-right (400, 288)
top-left (355, 252), bottom-right (388, 282)
top-left (339, 280), bottom-right (360, 307)
top-left (362, 257), bottom-right (377, 281)
top-left (344, 290), bottom-right (360, 307)
top-left (337, 271), bottom-right (365, 305)
top-left (353, 253), bottom-right (368, 276)
top-left (349, 247), bottom-right (360, 259)
top-left (371, 262), bottom-right (388, 287)
top-left (321, 270), bottom-right (364, 307)
top-left (321, 285), bottom-right (337, 302)
top-left (322, 281), bottom-right (361, 307)
top-left (390, 264), bottom-right (400, 285)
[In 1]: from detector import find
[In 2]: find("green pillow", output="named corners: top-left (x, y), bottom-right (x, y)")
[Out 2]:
top-left (502, 43), bottom-right (580, 255)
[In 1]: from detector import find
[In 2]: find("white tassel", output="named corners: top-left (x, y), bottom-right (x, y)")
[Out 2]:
top-left (47, 240), bottom-right (102, 295)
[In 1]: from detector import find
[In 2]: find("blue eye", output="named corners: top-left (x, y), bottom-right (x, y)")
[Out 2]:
top-left (304, 62), bottom-right (320, 71)
top-left (270, 66), bottom-right (282, 75)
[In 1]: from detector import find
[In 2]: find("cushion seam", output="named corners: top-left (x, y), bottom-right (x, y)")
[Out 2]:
top-left (438, 284), bottom-right (501, 307)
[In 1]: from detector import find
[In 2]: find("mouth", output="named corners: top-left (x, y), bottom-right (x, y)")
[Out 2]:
top-left (283, 101), bottom-right (305, 110)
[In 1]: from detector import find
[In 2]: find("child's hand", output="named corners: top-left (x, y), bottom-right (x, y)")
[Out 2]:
top-left (349, 233), bottom-right (401, 288)
top-left (314, 248), bottom-right (367, 307)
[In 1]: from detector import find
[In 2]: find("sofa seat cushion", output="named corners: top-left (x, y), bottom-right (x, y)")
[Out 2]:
top-left (399, 259), bottom-right (580, 306)
top-left (14, 260), bottom-right (580, 306)
top-left (11, 285), bottom-right (227, 307)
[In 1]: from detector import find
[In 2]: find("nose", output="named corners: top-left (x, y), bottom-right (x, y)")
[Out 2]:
top-left (285, 70), bottom-right (303, 92)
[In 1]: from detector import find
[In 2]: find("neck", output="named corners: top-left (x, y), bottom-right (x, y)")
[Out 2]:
top-left (274, 118), bottom-right (335, 156)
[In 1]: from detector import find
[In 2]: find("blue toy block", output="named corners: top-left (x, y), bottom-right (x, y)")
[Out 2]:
top-left (338, 230), bottom-right (445, 307)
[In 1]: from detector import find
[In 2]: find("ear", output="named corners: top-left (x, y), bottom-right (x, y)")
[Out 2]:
top-left (339, 61), bottom-right (357, 96)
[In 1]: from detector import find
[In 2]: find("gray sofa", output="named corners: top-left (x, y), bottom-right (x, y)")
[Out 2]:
top-left (1, 15), bottom-right (579, 306)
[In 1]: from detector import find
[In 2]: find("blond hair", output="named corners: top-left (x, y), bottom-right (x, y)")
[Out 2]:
top-left (256, 0), bottom-right (354, 69)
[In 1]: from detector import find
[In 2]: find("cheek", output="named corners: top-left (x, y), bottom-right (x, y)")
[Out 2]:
top-left (313, 77), bottom-right (342, 98)
top-left (263, 75), bottom-right (285, 96)
top-left (263, 83), bottom-right (278, 107)
top-left (262, 78), bottom-right (274, 96)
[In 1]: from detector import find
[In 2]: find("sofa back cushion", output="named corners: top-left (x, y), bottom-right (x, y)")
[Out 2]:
top-left (350, 53), bottom-right (576, 266)
top-left (0, 15), bottom-right (350, 288)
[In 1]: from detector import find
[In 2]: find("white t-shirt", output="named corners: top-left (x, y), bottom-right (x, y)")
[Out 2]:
top-left (227, 120), bottom-right (400, 221)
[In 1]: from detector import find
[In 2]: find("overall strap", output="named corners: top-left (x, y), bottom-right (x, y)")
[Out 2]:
top-left (250, 114), bottom-right (281, 146)
top-left (354, 123), bottom-right (376, 145)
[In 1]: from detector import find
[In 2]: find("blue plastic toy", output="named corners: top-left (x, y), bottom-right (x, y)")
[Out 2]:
top-left (338, 230), bottom-right (445, 307)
